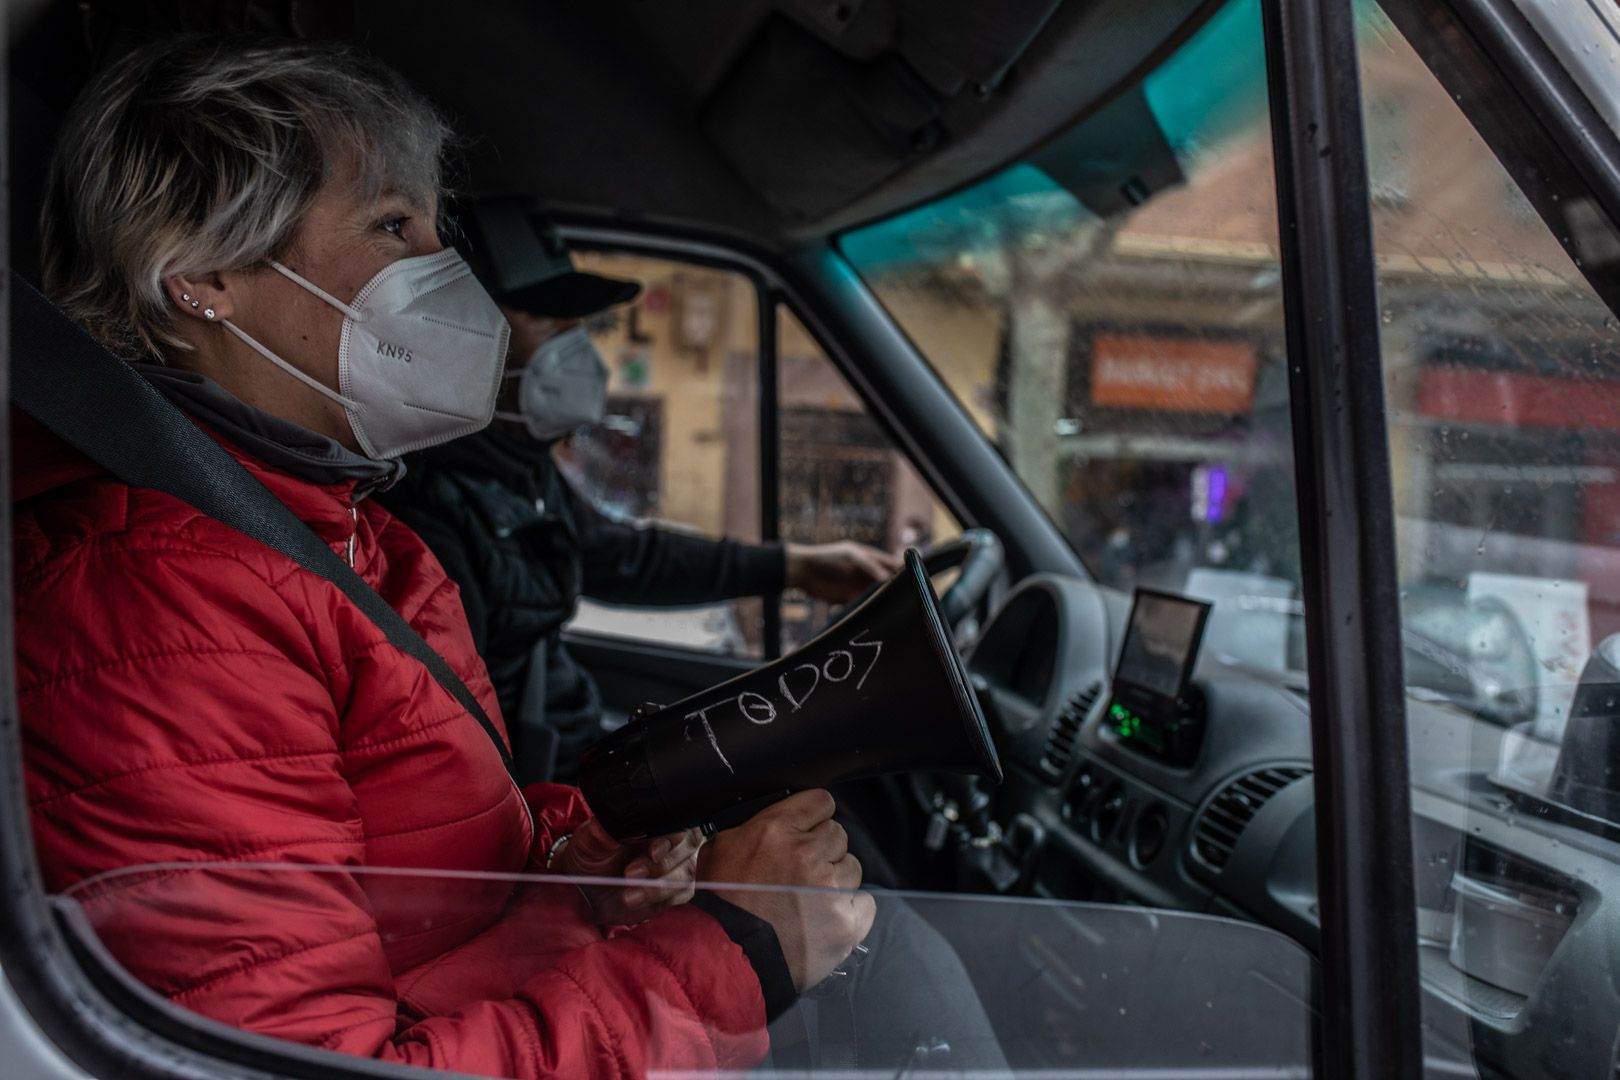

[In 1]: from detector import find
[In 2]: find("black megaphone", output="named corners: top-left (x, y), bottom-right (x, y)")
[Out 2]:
top-left (578, 549), bottom-right (1003, 840)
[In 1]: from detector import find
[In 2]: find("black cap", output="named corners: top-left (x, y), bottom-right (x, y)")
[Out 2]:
top-left (455, 198), bottom-right (642, 318)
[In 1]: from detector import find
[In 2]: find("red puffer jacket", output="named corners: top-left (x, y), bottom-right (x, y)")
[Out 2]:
top-left (12, 412), bottom-right (768, 1078)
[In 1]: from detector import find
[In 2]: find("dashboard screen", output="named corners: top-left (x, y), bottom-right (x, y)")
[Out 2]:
top-left (1115, 590), bottom-right (1211, 701)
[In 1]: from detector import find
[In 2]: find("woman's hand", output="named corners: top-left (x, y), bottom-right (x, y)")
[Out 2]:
top-left (549, 818), bottom-right (703, 926)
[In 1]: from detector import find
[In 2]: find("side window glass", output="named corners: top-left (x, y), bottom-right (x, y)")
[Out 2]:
top-left (776, 306), bottom-right (959, 648)
top-left (1358, 5), bottom-right (1620, 1076)
top-left (561, 253), bottom-right (767, 657)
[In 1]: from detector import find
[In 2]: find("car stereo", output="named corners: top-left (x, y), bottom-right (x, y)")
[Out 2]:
top-left (1105, 589), bottom-right (1211, 766)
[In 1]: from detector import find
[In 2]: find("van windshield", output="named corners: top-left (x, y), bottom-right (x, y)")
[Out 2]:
top-left (842, 0), bottom-right (1620, 728)
top-left (842, 0), bottom-right (1306, 674)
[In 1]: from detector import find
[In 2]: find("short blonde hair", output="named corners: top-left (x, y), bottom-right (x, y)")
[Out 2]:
top-left (41, 36), bottom-right (452, 359)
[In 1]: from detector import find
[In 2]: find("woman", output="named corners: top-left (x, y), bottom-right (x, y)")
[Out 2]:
top-left (16, 35), bottom-right (871, 1077)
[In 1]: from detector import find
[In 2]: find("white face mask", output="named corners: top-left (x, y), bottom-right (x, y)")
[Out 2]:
top-left (495, 326), bottom-right (609, 441)
top-left (221, 249), bottom-right (511, 460)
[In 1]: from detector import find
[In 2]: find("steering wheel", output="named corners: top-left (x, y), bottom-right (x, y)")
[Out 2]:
top-left (918, 528), bottom-right (1004, 629)
top-left (833, 528), bottom-right (1004, 632)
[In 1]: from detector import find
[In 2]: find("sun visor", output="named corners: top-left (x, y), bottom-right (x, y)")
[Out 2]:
top-left (702, 17), bottom-right (941, 222)
top-left (703, 1), bottom-right (1065, 222)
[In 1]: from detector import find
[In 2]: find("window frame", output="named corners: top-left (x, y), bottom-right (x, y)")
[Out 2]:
top-left (560, 248), bottom-right (783, 661)
top-left (557, 228), bottom-right (999, 660)
top-left (557, 226), bottom-right (1087, 585)
top-left (1257, 0), bottom-right (1423, 1075)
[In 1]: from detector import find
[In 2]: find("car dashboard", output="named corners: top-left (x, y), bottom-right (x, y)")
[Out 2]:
top-left (970, 572), bottom-right (1620, 1079)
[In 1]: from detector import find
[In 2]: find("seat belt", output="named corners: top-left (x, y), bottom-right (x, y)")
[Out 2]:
top-left (7, 273), bottom-right (518, 781)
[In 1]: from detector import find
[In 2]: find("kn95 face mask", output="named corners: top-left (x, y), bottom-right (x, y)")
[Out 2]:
top-left (495, 325), bottom-right (610, 441)
top-left (220, 248), bottom-right (511, 460)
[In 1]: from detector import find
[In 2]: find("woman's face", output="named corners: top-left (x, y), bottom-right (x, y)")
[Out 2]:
top-left (170, 171), bottom-right (443, 450)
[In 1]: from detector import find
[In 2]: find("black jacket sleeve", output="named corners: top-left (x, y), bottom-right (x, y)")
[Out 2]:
top-left (564, 475), bottom-right (786, 605)
top-left (383, 494), bottom-right (493, 654)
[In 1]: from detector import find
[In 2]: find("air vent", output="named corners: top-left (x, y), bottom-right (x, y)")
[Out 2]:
top-left (1041, 681), bottom-right (1102, 779)
top-left (1191, 766), bottom-right (1311, 871)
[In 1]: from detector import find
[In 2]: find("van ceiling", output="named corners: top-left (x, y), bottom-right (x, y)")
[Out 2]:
top-left (11, 0), bottom-right (1218, 253)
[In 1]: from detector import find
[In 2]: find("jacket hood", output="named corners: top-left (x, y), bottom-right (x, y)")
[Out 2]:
top-left (136, 364), bottom-right (403, 498)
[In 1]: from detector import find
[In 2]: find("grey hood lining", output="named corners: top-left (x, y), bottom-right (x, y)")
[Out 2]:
top-left (136, 363), bottom-right (405, 501)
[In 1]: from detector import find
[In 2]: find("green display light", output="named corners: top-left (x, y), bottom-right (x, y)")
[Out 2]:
top-left (1114, 708), bottom-right (1143, 740)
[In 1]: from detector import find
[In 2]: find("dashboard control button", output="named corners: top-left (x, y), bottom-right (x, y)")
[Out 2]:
top-left (1092, 783), bottom-right (1128, 845)
top-left (1065, 764), bottom-right (1098, 825)
top-left (1131, 803), bottom-right (1170, 867)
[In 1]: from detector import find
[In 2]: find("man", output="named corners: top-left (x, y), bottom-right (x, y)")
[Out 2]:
top-left (382, 198), bottom-right (900, 783)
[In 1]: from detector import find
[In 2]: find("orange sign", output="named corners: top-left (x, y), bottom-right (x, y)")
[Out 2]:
top-left (1090, 334), bottom-right (1258, 413)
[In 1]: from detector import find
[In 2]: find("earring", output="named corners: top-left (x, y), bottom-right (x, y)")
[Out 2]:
top-left (180, 293), bottom-right (191, 302)
top-left (204, 308), bottom-right (216, 320)
top-left (190, 300), bottom-right (200, 309)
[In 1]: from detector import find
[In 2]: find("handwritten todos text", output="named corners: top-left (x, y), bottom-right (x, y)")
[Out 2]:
top-left (682, 629), bottom-right (883, 773)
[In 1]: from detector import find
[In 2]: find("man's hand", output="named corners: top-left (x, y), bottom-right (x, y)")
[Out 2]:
top-left (549, 818), bottom-right (703, 926)
top-left (699, 790), bottom-right (876, 991)
top-left (784, 541), bottom-right (902, 604)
